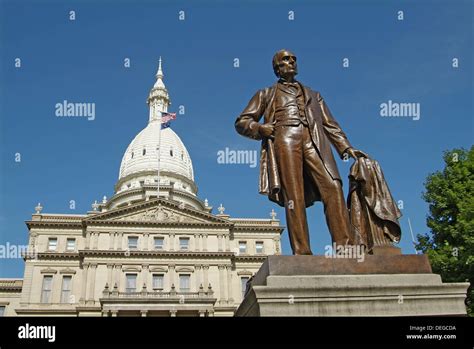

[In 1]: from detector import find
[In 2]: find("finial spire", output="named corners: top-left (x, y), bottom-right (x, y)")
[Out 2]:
top-left (156, 56), bottom-right (163, 79)
top-left (148, 56), bottom-right (170, 123)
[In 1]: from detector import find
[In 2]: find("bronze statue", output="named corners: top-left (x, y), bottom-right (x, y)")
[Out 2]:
top-left (235, 49), bottom-right (369, 255)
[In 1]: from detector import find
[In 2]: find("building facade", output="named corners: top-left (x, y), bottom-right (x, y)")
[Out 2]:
top-left (0, 60), bottom-right (283, 317)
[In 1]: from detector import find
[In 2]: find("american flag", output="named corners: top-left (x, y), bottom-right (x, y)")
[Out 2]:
top-left (161, 112), bottom-right (176, 124)
top-left (160, 112), bottom-right (176, 129)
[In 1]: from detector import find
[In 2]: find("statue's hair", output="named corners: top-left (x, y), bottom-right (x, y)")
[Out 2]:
top-left (272, 49), bottom-right (294, 77)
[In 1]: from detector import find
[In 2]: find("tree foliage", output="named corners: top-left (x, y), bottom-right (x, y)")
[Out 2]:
top-left (416, 146), bottom-right (474, 315)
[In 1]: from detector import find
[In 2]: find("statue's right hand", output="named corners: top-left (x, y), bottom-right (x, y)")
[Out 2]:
top-left (258, 123), bottom-right (275, 140)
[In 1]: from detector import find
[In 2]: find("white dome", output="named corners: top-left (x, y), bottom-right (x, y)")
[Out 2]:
top-left (119, 122), bottom-right (194, 182)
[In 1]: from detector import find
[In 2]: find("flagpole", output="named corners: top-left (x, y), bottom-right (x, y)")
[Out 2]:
top-left (408, 217), bottom-right (418, 254)
top-left (157, 111), bottom-right (162, 200)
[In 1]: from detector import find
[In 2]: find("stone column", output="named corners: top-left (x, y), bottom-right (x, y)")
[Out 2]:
top-left (107, 264), bottom-right (114, 287)
top-left (224, 234), bottom-right (230, 252)
top-left (114, 264), bottom-right (122, 290)
top-left (217, 234), bottom-right (223, 252)
top-left (81, 263), bottom-right (89, 303)
top-left (142, 264), bottom-right (149, 288)
top-left (226, 265), bottom-right (234, 303)
top-left (198, 310), bottom-right (206, 317)
top-left (274, 237), bottom-right (281, 255)
top-left (194, 234), bottom-right (199, 251)
top-left (170, 310), bottom-right (177, 317)
top-left (140, 310), bottom-right (148, 317)
top-left (169, 264), bottom-right (175, 288)
top-left (88, 264), bottom-right (97, 303)
top-left (115, 232), bottom-right (123, 250)
top-left (169, 233), bottom-right (175, 251)
top-left (29, 232), bottom-right (37, 251)
top-left (202, 265), bottom-right (209, 288)
top-left (143, 233), bottom-right (149, 250)
top-left (198, 234), bottom-right (203, 251)
top-left (111, 310), bottom-right (118, 317)
top-left (93, 232), bottom-right (99, 250)
top-left (109, 232), bottom-right (115, 250)
top-left (218, 265), bottom-right (227, 303)
top-left (85, 232), bottom-right (91, 249)
top-left (203, 234), bottom-right (208, 252)
top-left (195, 265), bottom-right (202, 290)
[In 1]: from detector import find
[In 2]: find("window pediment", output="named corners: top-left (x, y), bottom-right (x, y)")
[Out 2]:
top-left (40, 268), bottom-right (57, 274)
top-left (175, 266), bottom-right (194, 273)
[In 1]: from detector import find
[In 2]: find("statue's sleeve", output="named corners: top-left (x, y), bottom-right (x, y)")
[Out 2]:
top-left (235, 89), bottom-right (266, 140)
top-left (317, 92), bottom-right (352, 158)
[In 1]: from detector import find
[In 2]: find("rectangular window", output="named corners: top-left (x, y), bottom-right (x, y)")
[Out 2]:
top-left (241, 277), bottom-right (250, 299)
top-left (48, 238), bottom-right (57, 251)
top-left (128, 236), bottom-right (138, 250)
top-left (179, 274), bottom-right (190, 292)
top-left (154, 237), bottom-right (164, 250)
top-left (66, 238), bottom-right (76, 251)
top-left (61, 276), bottom-right (72, 303)
top-left (179, 237), bottom-right (189, 251)
top-left (255, 241), bottom-right (264, 254)
top-left (0, 306), bottom-right (5, 316)
top-left (239, 241), bottom-right (247, 254)
top-left (125, 274), bottom-right (137, 293)
top-left (152, 274), bottom-right (164, 290)
top-left (41, 275), bottom-right (53, 303)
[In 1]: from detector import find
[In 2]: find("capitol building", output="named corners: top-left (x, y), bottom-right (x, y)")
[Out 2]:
top-left (0, 60), bottom-right (283, 317)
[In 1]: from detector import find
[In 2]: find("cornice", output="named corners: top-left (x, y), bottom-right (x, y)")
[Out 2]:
top-left (233, 255), bottom-right (268, 262)
top-left (24, 252), bottom-right (81, 261)
top-left (232, 225), bottom-right (285, 232)
top-left (79, 249), bottom-right (235, 259)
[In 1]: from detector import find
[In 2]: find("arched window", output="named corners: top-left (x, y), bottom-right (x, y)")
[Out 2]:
top-left (143, 148), bottom-right (146, 156)
top-left (131, 151), bottom-right (134, 159)
top-left (170, 148), bottom-right (174, 157)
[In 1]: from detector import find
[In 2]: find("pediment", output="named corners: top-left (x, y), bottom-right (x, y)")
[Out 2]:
top-left (84, 199), bottom-right (230, 226)
top-left (113, 206), bottom-right (204, 224)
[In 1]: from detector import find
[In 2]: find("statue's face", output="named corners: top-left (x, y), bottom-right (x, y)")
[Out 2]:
top-left (275, 50), bottom-right (298, 79)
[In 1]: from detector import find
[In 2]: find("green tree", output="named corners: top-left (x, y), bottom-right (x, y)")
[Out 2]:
top-left (416, 146), bottom-right (474, 315)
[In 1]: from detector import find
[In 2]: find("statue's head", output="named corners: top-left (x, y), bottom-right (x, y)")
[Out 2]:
top-left (272, 49), bottom-right (298, 79)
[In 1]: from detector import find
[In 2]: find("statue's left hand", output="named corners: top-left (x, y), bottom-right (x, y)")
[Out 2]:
top-left (346, 148), bottom-right (369, 159)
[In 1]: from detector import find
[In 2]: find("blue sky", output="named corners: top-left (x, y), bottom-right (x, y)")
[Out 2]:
top-left (0, 0), bottom-right (472, 277)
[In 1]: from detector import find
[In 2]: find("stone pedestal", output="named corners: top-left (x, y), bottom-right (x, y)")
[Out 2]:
top-left (235, 255), bottom-right (469, 317)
